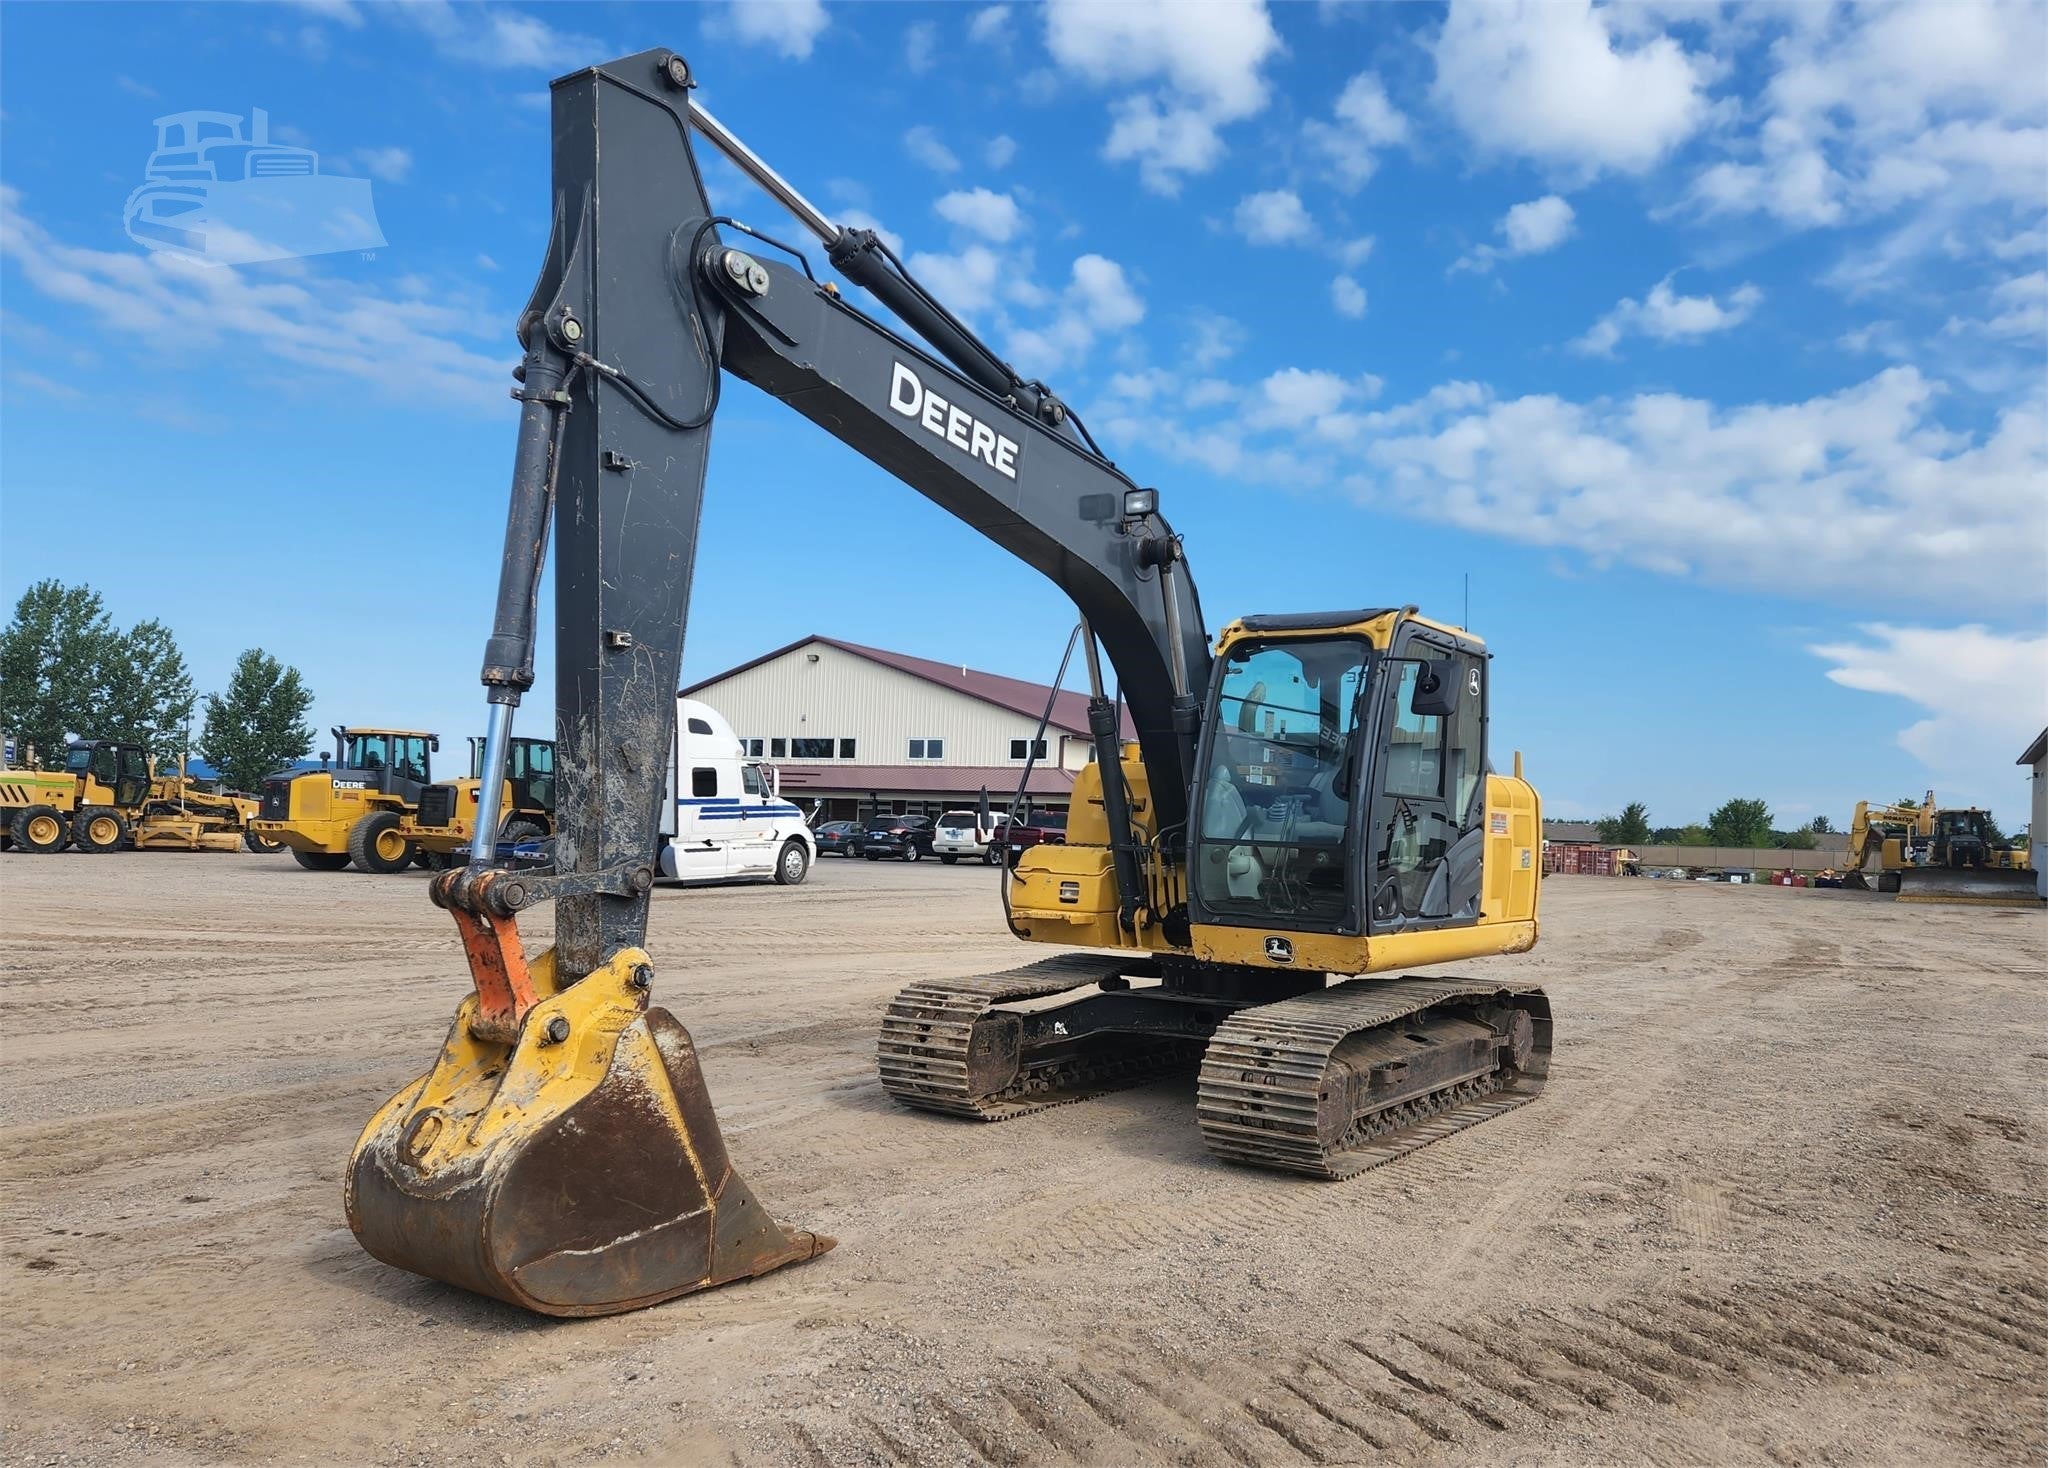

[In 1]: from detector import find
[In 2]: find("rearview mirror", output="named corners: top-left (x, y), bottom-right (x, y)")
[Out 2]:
top-left (1412, 659), bottom-right (1462, 719)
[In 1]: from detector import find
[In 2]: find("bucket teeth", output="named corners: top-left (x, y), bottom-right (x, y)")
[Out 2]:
top-left (347, 948), bottom-right (832, 1317)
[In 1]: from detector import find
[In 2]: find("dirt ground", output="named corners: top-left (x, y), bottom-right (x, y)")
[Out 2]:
top-left (2, 852), bottom-right (2043, 1467)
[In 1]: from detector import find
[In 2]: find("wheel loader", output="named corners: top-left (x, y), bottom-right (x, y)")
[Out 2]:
top-left (1844, 791), bottom-right (2037, 905)
top-left (0, 739), bottom-right (269, 853)
top-left (399, 736), bottom-right (556, 870)
top-left (346, 49), bottom-right (1551, 1318)
top-left (249, 726), bottom-right (438, 873)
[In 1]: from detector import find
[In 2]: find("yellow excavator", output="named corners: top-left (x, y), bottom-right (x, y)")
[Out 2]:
top-left (1844, 791), bottom-right (2036, 905)
top-left (345, 49), bottom-right (1550, 1318)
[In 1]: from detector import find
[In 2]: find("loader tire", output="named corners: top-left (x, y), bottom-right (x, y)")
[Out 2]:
top-left (501, 818), bottom-right (545, 847)
top-left (774, 838), bottom-right (810, 886)
top-left (73, 808), bottom-right (130, 853)
top-left (348, 811), bottom-right (413, 875)
top-left (292, 848), bottom-right (352, 872)
top-left (14, 806), bottom-right (70, 854)
top-left (243, 829), bottom-right (283, 855)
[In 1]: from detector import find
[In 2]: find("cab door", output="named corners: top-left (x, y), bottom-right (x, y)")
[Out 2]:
top-left (114, 746), bottom-right (151, 808)
top-left (1366, 629), bottom-right (1487, 932)
top-left (673, 763), bottom-right (731, 878)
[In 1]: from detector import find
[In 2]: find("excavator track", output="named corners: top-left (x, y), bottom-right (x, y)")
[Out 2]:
top-left (1197, 977), bottom-right (1551, 1179)
top-left (878, 953), bottom-right (1207, 1122)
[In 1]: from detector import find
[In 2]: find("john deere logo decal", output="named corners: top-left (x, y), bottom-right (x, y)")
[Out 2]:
top-left (1264, 936), bottom-right (1294, 963)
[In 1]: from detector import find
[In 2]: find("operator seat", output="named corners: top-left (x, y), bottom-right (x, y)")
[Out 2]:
top-left (1200, 767), bottom-right (1263, 900)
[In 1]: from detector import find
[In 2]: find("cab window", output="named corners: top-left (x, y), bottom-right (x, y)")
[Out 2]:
top-left (741, 765), bottom-right (765, 797)
top-left (346, 734), bottom-right (391, 771)
top-left (391, 736), bottom-right (429, 783)
top-left (692, 768), bottom-right (718, 798)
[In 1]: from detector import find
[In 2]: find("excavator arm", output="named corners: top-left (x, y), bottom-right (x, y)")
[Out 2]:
top-left (349, 47), bottom-right (1208, 1316)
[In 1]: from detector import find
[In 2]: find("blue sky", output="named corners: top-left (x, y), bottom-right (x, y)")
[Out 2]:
top-left (2, 0), bottom-right (2043, 828)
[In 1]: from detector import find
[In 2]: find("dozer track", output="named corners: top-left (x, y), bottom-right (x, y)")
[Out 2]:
top-left (878, 953), bottom-right (1209, 1121)
top-left (1197, 977), bottom-right (1551, 1179)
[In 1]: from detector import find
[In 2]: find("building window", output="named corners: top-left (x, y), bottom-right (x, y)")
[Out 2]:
top-left (839, 738), bottom-right (856, 759)
top-left (1009, 738), bottom-right (1048, 760)
top-left (770, 738), bottom-right (786, 758)
top-left (691, 767), bottom-right (718, 797)
top-left (907, 737), bottom-right (944, 760)
top-left (745, 739), bottom-right (764, 757)
top-left (792, 737), bottom-right (833, 758)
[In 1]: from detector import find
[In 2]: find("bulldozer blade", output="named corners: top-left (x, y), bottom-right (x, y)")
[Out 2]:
top-left (346, 945), bottom-right (832, 1317)
top-left (1891, 868), bottom-right (2043, 907)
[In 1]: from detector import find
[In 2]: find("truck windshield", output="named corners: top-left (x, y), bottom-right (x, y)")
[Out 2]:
top-left (1192, 637), bottom-right (1368, 926)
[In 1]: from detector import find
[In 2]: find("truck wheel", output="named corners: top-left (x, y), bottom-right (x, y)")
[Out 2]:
top-left (291, 848), bottom-right (351, 872)
top-left (73, 808), bottom-right (131, 853)
top-left (347, 811), bottom-right (414, 875)
top-left (773, 838), bottom-right (810, 886)
top-left (243, 829), bottom-right (283, 855)
top-left (501, 818), bottom-right (545, 846)
top-left (939, 853), bottom-right (959, 865)
top-left (415, 849), bottom-right (452, 872)
top-left (14, 806), bottom-right (70, 853)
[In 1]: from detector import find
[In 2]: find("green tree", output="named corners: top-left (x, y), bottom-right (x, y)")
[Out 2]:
top-left (1676, 824), bottom-right (1714, 847)
top-left (1708, 797), bottom-right (1775, 848)
top-left (1776, 829), bottom-right (1818, 850)
top-left (1597, 801), bottom-right (1652, 845)
top-left (0, 580), bottom-right (119, 765)
top-left (1809, 815), bottom-right (1834, 834)
top-left (102, 618), bottom-right (197, 764)
top-left (198, 649), bottom-right (314, 794)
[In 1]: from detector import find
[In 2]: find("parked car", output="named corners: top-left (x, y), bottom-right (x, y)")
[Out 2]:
top-left (813, 820), bottom-right (861, 857)
top-left (999, 808), bottom-right (1067, 866)
top-left (861, 814), bottom-right (937, 861)
top-left (934, 810), bottom-right (1009, 864)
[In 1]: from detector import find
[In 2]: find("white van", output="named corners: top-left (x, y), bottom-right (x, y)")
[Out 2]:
top-left (657, 697), bottom-right (814, 885)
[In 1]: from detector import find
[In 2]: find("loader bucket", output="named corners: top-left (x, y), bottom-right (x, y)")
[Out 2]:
top-left (1892, 867), bottom-right (2043, 907)
top-left (346, 944), bottom-right (832, 1317)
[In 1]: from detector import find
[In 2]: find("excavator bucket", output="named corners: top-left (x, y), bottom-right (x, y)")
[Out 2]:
top-left (346, 941), bottom-right (832, 1317)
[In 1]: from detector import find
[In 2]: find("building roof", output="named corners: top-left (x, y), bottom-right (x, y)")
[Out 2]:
top-left (771, 762), bottom-right (1078, 797)
top-left (1543, 821), bottom-right (1602, 843)
top-left (2020, 727), bottom-right (2048, 766)
top-left (683, 634), bottom-right (1135, 737)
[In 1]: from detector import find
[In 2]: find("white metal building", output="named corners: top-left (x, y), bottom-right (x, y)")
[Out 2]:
top-left (681, 635), bottom-right (1129, 822)
top-left (2020, 727), bottom-right (2046, 900)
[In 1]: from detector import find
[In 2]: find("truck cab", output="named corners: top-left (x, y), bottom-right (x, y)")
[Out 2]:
top-left (658, 697), bottom-right (813, 885)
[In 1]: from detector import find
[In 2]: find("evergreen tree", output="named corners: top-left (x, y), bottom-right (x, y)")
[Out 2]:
top-left (1708, 797), bottom-right (1774, 848)
top-left (199, 649), bottom-right (315, 793)
top-left (1597, 801), bottom-right (1652, 845)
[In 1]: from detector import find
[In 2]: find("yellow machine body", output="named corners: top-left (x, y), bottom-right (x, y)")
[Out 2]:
top-left (249, 727), bottom-right (434, 860)
top-left (398, 778), bottom-right (527, 856)
top-left (1844, 791), bottom-right (2038, 905)
top-left (3, 742), bottom-right (262, 854)
top-left (1007, 609), bottom-right (1541, 973)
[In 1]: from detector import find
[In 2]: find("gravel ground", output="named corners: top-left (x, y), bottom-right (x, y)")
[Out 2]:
top-left (2, 851), bottom-right (2043, 1466)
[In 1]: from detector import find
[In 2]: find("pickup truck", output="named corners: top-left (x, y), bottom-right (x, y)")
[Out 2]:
top-left (998, 808), bottom-right (1067, 867)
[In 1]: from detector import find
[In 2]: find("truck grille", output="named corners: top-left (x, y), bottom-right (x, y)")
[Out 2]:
top-left (260, 778), bottom-right (292, 821)
top-left (416, 784), bottom-right (457, 828)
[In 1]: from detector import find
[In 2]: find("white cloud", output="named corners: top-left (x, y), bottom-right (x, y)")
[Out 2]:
top-left (968, 5), bottom-right (1012, 45)
top-left (0, 186), bottom-right (510, 412)
top-left (984, 134), bottom-right (1018, 169)
top-left (1006, 253), bottom-right (1146, 374)
top-left (353, 146), bottom-right (412, 183)
top-left (1331, 275), bottom-right (1367, 319)
top-left (1453, 194), bottom-right (1576, 274)
top-left (1943, 269), bottom-right (2048, 341)
top-left (1335, 235), bottom-right (1376, 269)
top-left (283, 0), bottom-right (363, 26)
top-left (904, 20), bottom-right (937, 74)
top-left (1810, 623), bottom-right (2048, 800)
top-left (1186, 311), bottom-right (1246, 368)
top-left (1572, 276), bottom-right (1762, 356)
top-left (475, 252), bottom-right (499, 271)
top-left (1684, 1), bottom-right (2047, 252)
top-left (1304, 72), bottom-right (1409, 190)
top-left (934, 188), bottom-right (1024, 244)
top-left (1430, 0), bottom-right (1708, 175)
top-left (717, 0), bottom-right (828, 60)
top-left (1044, 0), bottom-right (1284, 194)
top-left (903, 243), bottom-right (1004, 315)
top-left (903, 125), bottom-right (961, 173)
top-left (394, 1), bottom-right (599, 69)
top-left (1250, 368), bottom-right (1354, 428)
top-left (1233, 189), bottom-right (1312, 245)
